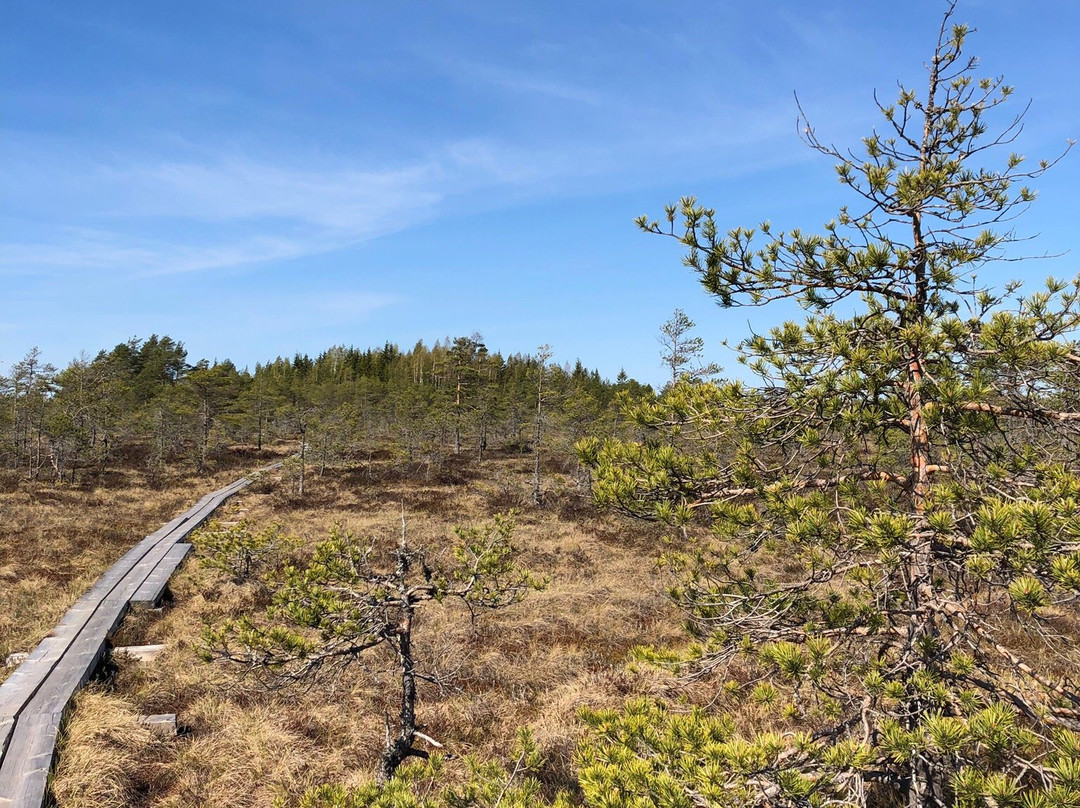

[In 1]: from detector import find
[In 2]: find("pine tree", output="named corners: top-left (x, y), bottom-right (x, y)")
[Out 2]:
top-left (448, 334), bottom-right (486, 455)
top-left (657, 308), bottom-right (720, 388)
top-left (532, 345), bottom-right (554, 505)
top-left (185, 359), bottom-right (245, 470)
top-left (583, 4), bottom-right (1080, 805)
top-left (203, 511), bottom-right (541, 784)
top-left (6, 348), bottom-right (56, 477)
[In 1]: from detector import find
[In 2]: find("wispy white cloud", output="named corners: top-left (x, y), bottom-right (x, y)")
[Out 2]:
top-left (771, 8), bottom-right (857, 58)
top-left (1, 77), bottom-right (830, 281)
top-left (2, 225), bottom-right (324, 278)
top-left (2, 148), bottom-right (456, 277)
top-left (105, 158), bottom-right (444, 229)
top-left (444, 138), bottom-right (545, 184)
top-left (0, 118), bottom-right (816, 279)
top-left (2, 235), bottom-right (160, 273)
top-left (424, 54), bottom-right (604, 105)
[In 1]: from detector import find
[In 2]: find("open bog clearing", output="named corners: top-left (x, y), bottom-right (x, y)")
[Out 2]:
top-left (31, 453), bottom-right (685, 807)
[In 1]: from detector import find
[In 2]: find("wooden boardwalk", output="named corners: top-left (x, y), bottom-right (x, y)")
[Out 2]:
top-left (0, 470), bottom-right (272, 807)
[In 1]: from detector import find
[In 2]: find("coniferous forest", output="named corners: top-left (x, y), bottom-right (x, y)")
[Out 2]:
top-left (4, 4), bottom-right (1080, 808)
top-left (0, 335), bottom-right (650, 488)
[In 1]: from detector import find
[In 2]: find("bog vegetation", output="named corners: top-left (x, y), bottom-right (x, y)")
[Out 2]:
top-left (3, 3), bottom-right (1080, 807)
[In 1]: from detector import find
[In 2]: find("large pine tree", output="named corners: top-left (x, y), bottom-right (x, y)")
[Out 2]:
top-left (582, 4), bottom-right (1080, 805)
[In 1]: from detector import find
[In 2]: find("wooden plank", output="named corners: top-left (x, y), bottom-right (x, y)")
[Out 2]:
top-left (137, 713), bottom-right (177, 737)
top-left (0, 638), bottom-right (66, 766)
top-left (0, 640), bottom-right (66, 719)
top-left (0, 720), bottom-right (11, 786)
top-left (0, 529), bottom-right (179, 751)
top-left (0, 594), bottom-right (135, 802)
top-left (113, 645), bottom-right (166, 663)
top-left (131, 544), bottom-right (193, 607)
top-left (0, 712), bottom-right (61, 808)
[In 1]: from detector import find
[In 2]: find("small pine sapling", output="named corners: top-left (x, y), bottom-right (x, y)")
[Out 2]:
top-left (204, 509), bottom-right (542, 784)
top-left (193, 520), bottom-right (295, 583)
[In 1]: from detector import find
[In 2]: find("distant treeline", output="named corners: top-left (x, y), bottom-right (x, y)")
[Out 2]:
top-left (0, 335), bottom-right (653, 482)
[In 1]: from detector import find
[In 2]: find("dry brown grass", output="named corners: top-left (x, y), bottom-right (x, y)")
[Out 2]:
top-left (50, 455), bottom-right (689, 806)
top-left (51, 687), bottom-right (163, 808)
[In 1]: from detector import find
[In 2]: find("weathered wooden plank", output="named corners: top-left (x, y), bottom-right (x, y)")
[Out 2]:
top-left (0, 712), bottom-right (61, 808)
top-left (0, 638), bottom-right (67, 765)
top-left (0, 599), bottom-right (139, 801)
top-left (0, 525), bottom-right (187, 756)
top-left (0, 639), bottom-right (66, 719)
top-left (131, 543), bottom-right (193, 607)
top-left (169, 480), bottom-right (251, 541)
top-left (0, 720), bottom-right (11, 786)
top-left (137, 713), bottom-right (177, 737)
top-left (113, 645), bottom-right (166, 663)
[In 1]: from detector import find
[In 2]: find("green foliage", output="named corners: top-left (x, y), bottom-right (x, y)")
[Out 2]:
top-left (2, 334), bottom-right (648, 481)
top-left (449, 511), bottom-right (546, 607)
top-left (657, 309), bottom-right (721, 388)
top-left (575, 698), bottom-right (854, 807)
top-left (193, 520), bottom-right (295, 582)
top-left (571, 697), bottom-right (1080, 808)
top-left (204, 513), bottom-right (538, 686)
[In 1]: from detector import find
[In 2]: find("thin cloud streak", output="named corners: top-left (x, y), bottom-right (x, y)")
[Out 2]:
top-left (1, 92), bottom-right (831, 280)
top-left (3, 229), bottom-right (331, 278)
top-left (432, 55), bottom-right (605, 105)
top-left (108, 159), bottom-right (444, 228)
top-left (3, 148), bottom-right (454, 277)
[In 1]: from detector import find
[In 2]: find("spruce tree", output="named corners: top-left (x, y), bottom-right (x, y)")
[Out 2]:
top-left (582, 4), bottom-right (1080, 805)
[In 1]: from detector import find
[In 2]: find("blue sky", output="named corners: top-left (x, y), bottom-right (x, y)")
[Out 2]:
top-left (3, 1), bottom-right (1079, 386)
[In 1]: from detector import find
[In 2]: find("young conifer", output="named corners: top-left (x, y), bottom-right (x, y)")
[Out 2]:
top-left (203, 511), bottom-right (541, 784)
top-left (582, 3), bottom-right (1080, 805)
